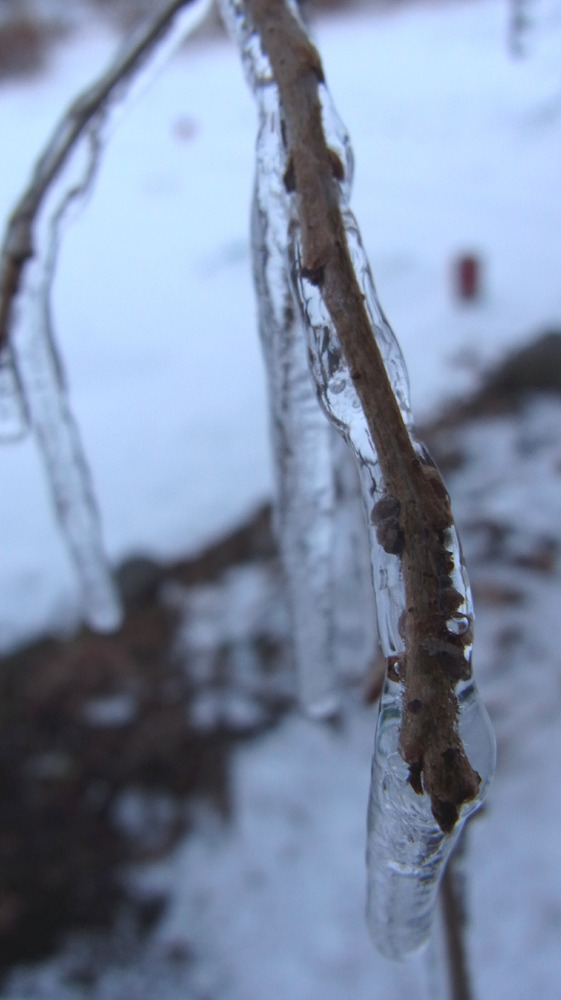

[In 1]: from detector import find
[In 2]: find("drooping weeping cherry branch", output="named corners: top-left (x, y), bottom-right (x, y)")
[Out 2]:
top-left (245, 0), bottom-right (481, 832)
top-left (0, 0), bottom-right (213, 630)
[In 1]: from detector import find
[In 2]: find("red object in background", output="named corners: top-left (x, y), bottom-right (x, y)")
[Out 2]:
top-left (455, 253), bottom-right (481, 301)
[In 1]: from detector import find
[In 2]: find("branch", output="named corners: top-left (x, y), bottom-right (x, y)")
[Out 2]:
top-left (441, 838), bottom-right (474, 1000)
top-left (0, 0), bottom-right (202, 349)
top-left (248, 0), bottom-right (479, 830)
top-left (0, 0), bottom-right (213, 632)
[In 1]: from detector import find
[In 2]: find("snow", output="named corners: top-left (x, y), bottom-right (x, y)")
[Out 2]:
top-left (167, 561), bottom-right (293, 730)
top-left (1, 0), bottom-right (561, 997)
top-left (142, 710), bottom-right (442, 1000)
top-left (428, 393), bottom-right (561, 1000)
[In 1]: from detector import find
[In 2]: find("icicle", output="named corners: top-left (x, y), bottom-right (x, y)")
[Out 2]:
top-left (7, 117), bottom-right (124, 633)
top-left (367, 672), bottom-right (495, 959)
top-left (293, 211), bottom-right (411, 658)
top-left (225, 0), bottom-right (496, 961)
top-left (0, 0), bottom-right (213, 632)
top-left (329, 430), bottom-right (379, 688)
top-left (253, 171), bottom-right (338, 716)
top-left (228, 0), bottom-right (376, 715)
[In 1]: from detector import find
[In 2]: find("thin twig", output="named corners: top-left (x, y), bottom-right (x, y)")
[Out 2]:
top-left (0, 0), bottom-right (197, 348)
top-left (248, 0), bottom-right (479, 829)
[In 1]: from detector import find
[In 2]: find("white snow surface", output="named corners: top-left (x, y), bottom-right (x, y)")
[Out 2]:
top-left (2, 1), bottom-right (561, 998)
top-left (0, 0), bottom-right (560, 648)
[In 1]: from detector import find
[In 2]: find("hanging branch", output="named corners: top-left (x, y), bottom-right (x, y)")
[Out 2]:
top-left (0, 0), bottom-right (200, 349)
top-left (0, 0), bottom-right (212, 630)
top-left (246, 0), bottom-right (480, 831)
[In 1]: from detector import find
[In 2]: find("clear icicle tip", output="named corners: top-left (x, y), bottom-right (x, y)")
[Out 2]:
top-left (366, 675), bottom-right (496, 960)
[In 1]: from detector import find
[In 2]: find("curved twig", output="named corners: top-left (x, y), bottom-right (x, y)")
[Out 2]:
top-left (0, 0), bottom-right (200, 348)
top-left (248, 0), bottom-right (479, 829)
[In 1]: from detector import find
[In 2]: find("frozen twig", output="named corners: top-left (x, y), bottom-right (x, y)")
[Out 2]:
top-left (247, 0), bottom-right (479, 832)
top-left (0, 0), bottom-right (213, 630)
top-left (251, 90), bottom-right (339, 717)
top-left (0, 0), bottom-right (204, 347)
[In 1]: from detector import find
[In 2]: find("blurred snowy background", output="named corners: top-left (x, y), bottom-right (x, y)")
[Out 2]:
top-left (0, 0), bottom-right (560, 997)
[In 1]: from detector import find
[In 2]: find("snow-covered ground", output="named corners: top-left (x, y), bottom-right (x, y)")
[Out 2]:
top-left (1, 1), bottom-right (561, 998)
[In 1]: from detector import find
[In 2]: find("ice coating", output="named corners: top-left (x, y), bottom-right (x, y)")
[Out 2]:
top-left (0, 0), bottom-right (214, 632)
top-left (251, 85), bottom-right (339, 716)
top-left (293, 177), bottom-right (495, 964)
top-left (6, 117), bottom-right (123, 632)
top-left (248, 8), bottom-right (375, 714)
top-left (222, 0), bottom-right (496, 959)
top-left (0, 345), bottom-right (27, 442)
top-left (367, 675), bottom-right (496, 959)
top-left (11, 287), bottom-right (122, 632)
top-left (294, 215), bottom-right (410, 659)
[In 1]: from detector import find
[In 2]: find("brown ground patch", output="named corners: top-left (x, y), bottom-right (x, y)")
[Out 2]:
top-left (0, 505), bottom-right (280, 976)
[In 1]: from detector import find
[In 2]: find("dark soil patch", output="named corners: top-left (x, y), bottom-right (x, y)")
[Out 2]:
top-left (0, 505), bottom-right (280, 976)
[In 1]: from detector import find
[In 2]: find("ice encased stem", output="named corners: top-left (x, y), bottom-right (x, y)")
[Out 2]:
top-left (295, 213), bottom-right (496, 957)
top-left (2, 0), bottom-right (214, 631)
top-left (224, 0), bottom-right (495, 960)
top-left (287, 69), bottom-right (496, 973)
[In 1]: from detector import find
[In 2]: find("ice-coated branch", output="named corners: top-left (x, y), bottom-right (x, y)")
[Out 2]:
top-left (0, 0), bottom-right (210, 347)
top-left (0, 0), bottom-right (214, 631)
top-left (247, 0), bottom-right (483, 828)
top-left (224, 0), bottom-right (495, 959)
top-left (248, 20), bottom-right (376, 716)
